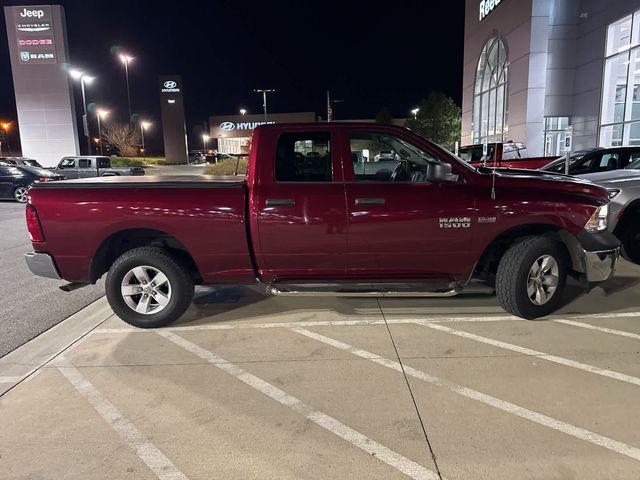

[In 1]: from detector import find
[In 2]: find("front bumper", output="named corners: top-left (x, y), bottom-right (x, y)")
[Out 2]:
top-left (25, 252), bottom-right (61, 280)
top-left (582, 248), bottom-right (620, 282)
top-left (576, 230), bottom-right (620, 282)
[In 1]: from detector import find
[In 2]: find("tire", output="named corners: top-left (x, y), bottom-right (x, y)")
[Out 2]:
top-left (620, 219), bottom-right (640, 265)
top-left (13, 186), bottom-right (28, 203)
top-left (495, 237), bottom-right (568, 319)
top-left (105, 247), bottom-right (194, 328)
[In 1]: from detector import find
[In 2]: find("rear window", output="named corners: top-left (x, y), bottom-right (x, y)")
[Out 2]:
top-left (275, 132), bottom-right (332, 182)
top-left (98, 157), bottom-right (110, 168)
top-left (79, 159), bottom-right (91, 168)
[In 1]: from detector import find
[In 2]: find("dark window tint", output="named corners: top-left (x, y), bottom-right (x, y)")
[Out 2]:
top-left (0, 166), bottom-right (22, 176)
top-left (98, 157), bottom-right (110, 168)
top-left (79, 159), bottom-right (91, 169)
top-left (275, 132), bottom-right (332, 182)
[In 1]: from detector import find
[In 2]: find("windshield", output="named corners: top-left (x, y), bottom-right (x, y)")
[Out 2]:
top-left (627, 158), bottom-right (640, 169)
top-left (22, 159), bottom-right (43, 168)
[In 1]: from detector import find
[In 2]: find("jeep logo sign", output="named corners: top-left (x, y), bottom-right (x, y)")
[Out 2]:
top-left (220, 122), bottom-right (236, 131)
top-left (19, 8), bottom-right (45, 18)
top-left (479, 0), bottom-right (501, 21)
top-left (163, 81), bottom-right (177, 89)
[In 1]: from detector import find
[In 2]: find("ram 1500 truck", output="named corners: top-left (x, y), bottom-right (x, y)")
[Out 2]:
top-left (53, 156), bottom-right (145, 178)
top-left (458, 142), bottom-right (558, 169)
top-left (25, 123), bottom-right (619, 328)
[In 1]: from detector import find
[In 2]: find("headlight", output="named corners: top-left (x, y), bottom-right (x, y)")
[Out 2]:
top-left (607, 189), bottom-right (621, 199)
top-left (584, 204), bottom-right (609, 232)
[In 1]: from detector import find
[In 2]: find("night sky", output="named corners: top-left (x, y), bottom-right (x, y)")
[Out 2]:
top-left (0, 0), bottom-right (465, 154)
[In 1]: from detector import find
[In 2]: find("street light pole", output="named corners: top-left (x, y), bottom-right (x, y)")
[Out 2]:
top-left (120, 55), bottom-right (133, 122)
top-left (96, 110), bottom-right (108, 155)
top-left (70, 70), bottom-right (94, 154)
top-left (140, 121), bottom-right (150, 161)
top-left (254, 89), bottom-right (275, 121)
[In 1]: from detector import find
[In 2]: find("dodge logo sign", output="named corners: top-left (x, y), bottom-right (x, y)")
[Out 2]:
top-left (220, 122), bottom-right (236, 131)
top-left (163, 81), bottom-right (177, 89)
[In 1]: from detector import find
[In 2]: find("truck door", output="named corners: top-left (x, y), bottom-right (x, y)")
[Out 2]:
top-left (58, 157), bottom-right (78, 179)
top-left (343, 128), bottom-right (476, 281)
top-left (253, 129), bottom-right (348, 282)
top-left (78, 158), bottom-right (95, 178)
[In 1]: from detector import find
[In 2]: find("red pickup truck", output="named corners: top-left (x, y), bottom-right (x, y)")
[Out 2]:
top-left (458, 142), bottom-right (559, 169)
top-left (25, 123), bottom-right (619, 327)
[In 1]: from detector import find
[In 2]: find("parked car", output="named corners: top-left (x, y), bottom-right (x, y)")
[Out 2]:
top-left (0, 157), bottom-right (45, 168)
top-left (25, 123), bottom-right (619, 328)
top-left (458, 142), bottom-right (559, 169)
top-left (540, 147), bottom-right (640, 175)
top-left (0, 165), bottom-right (63, 202)
top-left (575, 164), bottom-right (640, 264)
top-left (52, 156), bottom-right (145, 178)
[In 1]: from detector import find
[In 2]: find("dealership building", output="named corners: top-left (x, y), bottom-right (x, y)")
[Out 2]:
top-left (463, 0), bottom-right (640, 156)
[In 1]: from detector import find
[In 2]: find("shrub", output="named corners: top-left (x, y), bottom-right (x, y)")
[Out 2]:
top-left (203, 158), bottom-right (248, 176)
top-left (109, 157), bottom-right (144, 167)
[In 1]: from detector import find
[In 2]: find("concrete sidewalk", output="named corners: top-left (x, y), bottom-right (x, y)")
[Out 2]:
top-left (3, 261), bottom-right (640, 479)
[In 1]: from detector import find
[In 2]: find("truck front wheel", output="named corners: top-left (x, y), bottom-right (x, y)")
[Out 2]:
top-left (496, 237), bottom-right (568, 319)
top-left (105, 247), bottom-right (194, 328)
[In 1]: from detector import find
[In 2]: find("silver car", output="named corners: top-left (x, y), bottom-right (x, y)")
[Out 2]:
top-left (577, 158), bottom-right (640, 264)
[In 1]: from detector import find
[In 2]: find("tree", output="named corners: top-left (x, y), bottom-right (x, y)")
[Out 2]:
top-left (101, 121), bottom-right (141, 157)
top-left (405, 92), bottom-right (461, 149)
top-left (375, 106), bottom-right (393, 124)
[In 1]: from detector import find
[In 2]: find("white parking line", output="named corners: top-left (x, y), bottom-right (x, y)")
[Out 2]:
top-left (554, 319), bottom-right (640, 341)
top-left (157, 330), bottom-right (440, 480)
top-left (291, 327), bottom-right (640, 462)
top-left (0, 376), bottom-right (26, 384)
top-left (417, 321), bottom-right (640, 387)
top-left (54, 356), bottom-right (189, 480)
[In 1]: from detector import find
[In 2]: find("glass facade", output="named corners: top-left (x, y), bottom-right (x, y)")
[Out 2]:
top-left (600, 10), bottom-right (640, 146)
top-left (472, 37), bottom-right (508, 144)
top-left (543, 117), bottom-right (570, 156)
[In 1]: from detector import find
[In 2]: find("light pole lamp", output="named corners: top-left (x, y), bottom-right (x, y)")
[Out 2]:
top-left (240, 108), bottom-right (247, 116)
top-left (70, 69), bottom-right (94, 154)
top-left (119, 54), bottom-right (134, 122)
top-left (140, 121), bottom-right (151, 161)
top-left (254, 89), bottom-right (275, 121)
top-left (1, 122), bottom-right (10, 156)
top-left (411, 107), bottom-right (420, 120)
top-left (96, 109), bottom-right (109, 155)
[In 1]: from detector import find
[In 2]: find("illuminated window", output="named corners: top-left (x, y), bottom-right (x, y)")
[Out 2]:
top-left (600, 11), bottom-right (640, 146)
top-left (472, 37), bottom-right (508, 144)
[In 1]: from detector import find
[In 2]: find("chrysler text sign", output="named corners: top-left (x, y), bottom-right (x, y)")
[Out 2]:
top-left (479, 0), bottom-right (502, 21)
top-left (12, 5), bottom-right (56, 64)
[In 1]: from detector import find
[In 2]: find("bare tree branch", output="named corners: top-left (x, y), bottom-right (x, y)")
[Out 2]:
top-left (101, 121), bottom-right (141, 157)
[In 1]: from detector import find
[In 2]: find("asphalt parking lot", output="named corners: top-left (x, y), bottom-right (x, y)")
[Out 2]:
top-left (2, 260), bottom-right (640, 479)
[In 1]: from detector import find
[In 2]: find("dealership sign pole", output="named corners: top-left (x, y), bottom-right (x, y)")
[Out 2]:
top-left (564, 126), bottom-right (573, 176)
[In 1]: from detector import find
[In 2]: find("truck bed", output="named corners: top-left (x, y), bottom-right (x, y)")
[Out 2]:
top-left (28, 175), bottom-right (254, 284)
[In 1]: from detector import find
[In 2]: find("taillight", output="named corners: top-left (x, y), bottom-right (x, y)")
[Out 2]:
top-left (38, 177), bottom-right (49, 182)
top-left (26, 205), bottom-right (45, 242)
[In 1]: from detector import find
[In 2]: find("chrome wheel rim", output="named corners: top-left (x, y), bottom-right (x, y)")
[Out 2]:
top-left (14, 187), bottom-right (28, 203)
top-left (121, 265), bottom-right (172, 315)
top-left (527, 255), bottom-right (559, 306)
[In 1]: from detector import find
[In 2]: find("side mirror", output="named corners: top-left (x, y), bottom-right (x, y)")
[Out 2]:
top-left (426, 162), bottom-right (458, 183)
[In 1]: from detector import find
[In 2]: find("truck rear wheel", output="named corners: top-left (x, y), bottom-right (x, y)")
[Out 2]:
top-left (619, 214), bottom-right (640, 264)
top-left (105, 247), bottom-right (194, 328)
top-left (496, 237), bottom-right (567, 319)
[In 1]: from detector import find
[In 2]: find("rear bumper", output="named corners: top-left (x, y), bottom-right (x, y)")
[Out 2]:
top-left (25, 252), bottom-right (61, 280)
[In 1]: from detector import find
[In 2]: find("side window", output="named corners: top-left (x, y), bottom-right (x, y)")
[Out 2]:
top-left (349, 131), bottom-right (438, 182)
top-left (275, 132), bottom-right (332, 182)
top-left (98, 158), bottom-right (110, 169)
top-left (78, 159), bottom-right (91, 169)
top-left (596, 153), bottom-right (620, 171)
top-left (629, 151), bottom-right (640, 163)
top-left (60, 158), bottom-right (76, 169)
top-left (571, 154), bottom-right (597, 174)
top-left (0, 167), bottom-right (9, 175)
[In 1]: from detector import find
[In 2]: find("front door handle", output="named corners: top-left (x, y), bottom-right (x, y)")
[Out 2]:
top-left (266, 198), bottom-right (295, 207)
top-left (355, 198), bottom-right (385, 206)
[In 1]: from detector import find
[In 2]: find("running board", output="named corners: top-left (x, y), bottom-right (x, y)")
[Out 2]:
top-left (265, 283), bottom-right (463, 298)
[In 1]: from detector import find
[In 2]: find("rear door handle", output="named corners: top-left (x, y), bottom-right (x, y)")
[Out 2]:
top-left (265, 199), bottom-right (295, 207)
top-left (355, 198), bottom-right (385, 206)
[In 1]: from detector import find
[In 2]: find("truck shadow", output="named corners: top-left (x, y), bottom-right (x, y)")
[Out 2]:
top-left (170, 271), bottom-right (640, 328)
